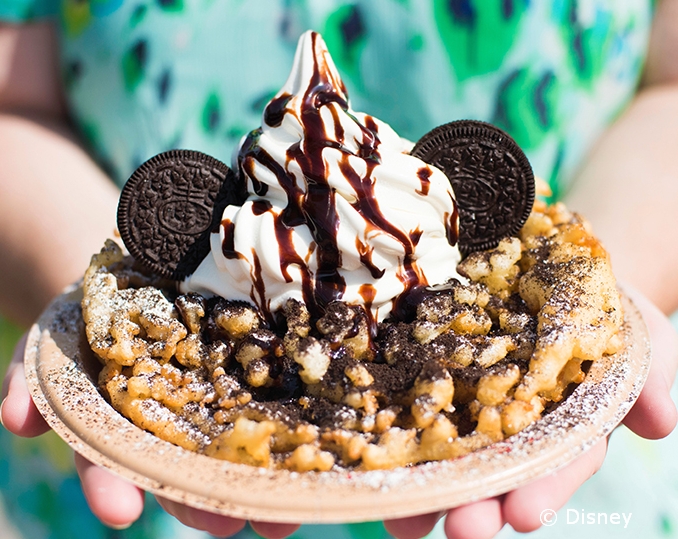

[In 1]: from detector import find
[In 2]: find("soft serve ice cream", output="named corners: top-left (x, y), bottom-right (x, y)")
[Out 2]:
top-left (183, 31), bottom-right (462, 321)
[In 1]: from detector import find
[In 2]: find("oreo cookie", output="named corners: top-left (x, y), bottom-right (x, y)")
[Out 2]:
top-left (411, 120), bottom-right (535, 254)
top-left (117, 150), bottom-right (246, 280)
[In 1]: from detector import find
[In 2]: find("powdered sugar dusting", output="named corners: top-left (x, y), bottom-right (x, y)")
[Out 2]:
top-left (26, 289), bottom-right (650, 522)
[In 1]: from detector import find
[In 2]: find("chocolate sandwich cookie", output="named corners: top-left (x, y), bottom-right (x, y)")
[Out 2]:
top-left (411, 120), bottom-right (535, 254)
top-left (117, 150), bottom-right (246, 280)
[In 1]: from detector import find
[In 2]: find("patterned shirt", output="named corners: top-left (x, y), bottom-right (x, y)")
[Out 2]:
top-left (2, 2), bottom-right (670, 539)
top-left (1, 0), bottom-right (651, 200)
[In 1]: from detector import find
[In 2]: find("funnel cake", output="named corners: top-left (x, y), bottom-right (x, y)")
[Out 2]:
top-left (25, 239), bottom-right (648, 522)
top-left (75, 31), bottom-right (628, 474)
top-left (80, 193), bottom-right (624, 472)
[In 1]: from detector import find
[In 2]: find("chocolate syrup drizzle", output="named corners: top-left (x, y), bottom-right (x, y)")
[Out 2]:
top-left (231, 32), bottom-right (457, 323)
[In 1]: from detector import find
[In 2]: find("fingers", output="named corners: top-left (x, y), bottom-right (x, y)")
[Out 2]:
top-left (501, 438), bottom-right (607, 533)
top-left (0, 333), bottom-right (50, 437)
top-left (395, 423), bottom-right (607, 539)
top-left (156, 496), bottom-right (246, 537)
top-left (384, 511), bottom-right (444, 539)
top-left (156, 498), bottom-right (301, 539)
top-left (1, 334), bottom-right (296, 539)
top-left (74, 453), bottom-right (145, 529)
top-left (250, 521), bottom-right (301, 539)
top-left (622, 285), bottom-right (678, 439)
top-left (443, 498), bottom-right (503, 539)
top-left (624, 349), bottom-right (678, 439)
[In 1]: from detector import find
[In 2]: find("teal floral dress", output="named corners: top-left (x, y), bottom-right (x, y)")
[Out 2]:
top-left (2, 1), bottom-right (676, 538)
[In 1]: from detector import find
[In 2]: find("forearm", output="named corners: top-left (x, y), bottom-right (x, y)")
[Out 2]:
top-left (564, 83), bottom-right (678, 314)
top-left (0, 113), bottom-right (119, 326)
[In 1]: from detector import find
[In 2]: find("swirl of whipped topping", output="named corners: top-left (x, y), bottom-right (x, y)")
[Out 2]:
top-left (183, 31), bottom-right (462, 322)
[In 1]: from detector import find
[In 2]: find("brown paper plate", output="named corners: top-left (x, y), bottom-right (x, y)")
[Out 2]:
top-left (24, 287), bottom-right (650, 523)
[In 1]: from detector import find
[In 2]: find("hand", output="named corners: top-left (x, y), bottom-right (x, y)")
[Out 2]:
top-left (3, 288), bottom-right (676, 538)
top-left (384, 286), bottom-right (678, 539)
top-left (1, 334), bottom-right (300, 537)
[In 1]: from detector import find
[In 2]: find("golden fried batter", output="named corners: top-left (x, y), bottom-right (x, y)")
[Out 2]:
top-left (82, 197), bottom-right (622, 471)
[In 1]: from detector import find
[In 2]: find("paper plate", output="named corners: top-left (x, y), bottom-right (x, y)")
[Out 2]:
top-left (24, 287), bottom-right (650, 523)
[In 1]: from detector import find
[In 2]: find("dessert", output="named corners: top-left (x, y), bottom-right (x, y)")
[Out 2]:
top-left (81, 31), bottom-right (623, 473)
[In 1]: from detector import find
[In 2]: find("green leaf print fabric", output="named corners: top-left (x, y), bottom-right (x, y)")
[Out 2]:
top-left (432, 0), bottom-right (529, 82)
top-left (4, 2), bottom-right (677, 539)
top-left (0, 0), bottom-right (57, 22)
top-left (41, 0), bottom-right (650, 198)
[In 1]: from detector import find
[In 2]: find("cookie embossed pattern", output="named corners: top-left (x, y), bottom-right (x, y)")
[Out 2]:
top-left (25, 30), bottom-right (650, 522)
top-left (411, 120), bottom-right (535, 254)
top-left (117, 150), bottom-right (246, 280)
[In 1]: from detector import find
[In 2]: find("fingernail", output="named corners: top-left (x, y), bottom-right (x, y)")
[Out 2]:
top-left (108, 523), bottom-right (132, 530)
top-left (0, 398), bottom-right (6, 428)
